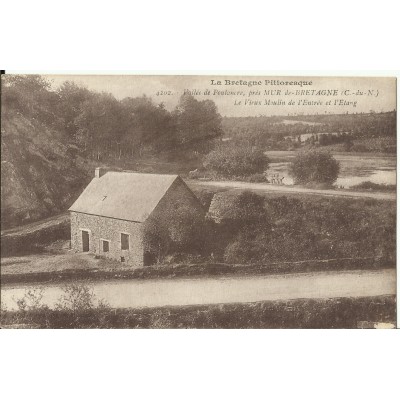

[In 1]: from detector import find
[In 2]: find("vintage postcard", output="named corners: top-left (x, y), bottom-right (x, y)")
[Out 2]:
top-left (0, 74), bottom-right (396, 328)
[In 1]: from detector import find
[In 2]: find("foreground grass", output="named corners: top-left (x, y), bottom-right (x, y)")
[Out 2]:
top-left (1, 295), bottom-right (396, 329)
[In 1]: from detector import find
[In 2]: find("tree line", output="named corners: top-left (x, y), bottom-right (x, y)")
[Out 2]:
top-left (1, 75), bottom-right (223, 161)
top-left (222, 111), bottom-right (397, 150)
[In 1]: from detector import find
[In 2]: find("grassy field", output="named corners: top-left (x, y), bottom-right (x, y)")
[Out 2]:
top-left (1, 295), bottom-right (395, 329)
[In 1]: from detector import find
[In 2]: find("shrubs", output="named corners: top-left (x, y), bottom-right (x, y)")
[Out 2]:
top-left (203, 144), bottom-right (269, 178)
top-left (209, 191), bottom-right (269, 226)
top-left (289, 150), bottom-right (340, 186)
top-left (1, 283), bottom-right (110, 328)
top-left (143, 204), bottom-right (207, 264)
top-left (2, 296), bottom-right (396, 328)
top-left (14, 288), bottom-right (48, 312)
top-left (56, 284), bottom-right (97, 311)
top-left (207, 191), bottom-right (395, 264)
top-left (350, 181), bottom-right (396, 192)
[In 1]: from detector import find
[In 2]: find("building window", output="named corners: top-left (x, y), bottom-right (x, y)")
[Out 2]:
top-left (102, 240), bottom-right (109, 252)
top-left (81, 230), bottom-right (90, 252)
top-left (121, 233), bottom-right (130, 250)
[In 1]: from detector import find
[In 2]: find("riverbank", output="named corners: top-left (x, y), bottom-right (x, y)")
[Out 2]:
top-left (268, 151), bottom-right (396, 188)
top-left (1, 295), bottom-right (396, 329)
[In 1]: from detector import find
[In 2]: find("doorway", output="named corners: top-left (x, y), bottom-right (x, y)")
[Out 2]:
top-left (82, 230), bottom-right (90, 252)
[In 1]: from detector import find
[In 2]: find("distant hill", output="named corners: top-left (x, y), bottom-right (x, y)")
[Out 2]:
top-left (222, 111), bottom-right (396, 152)
top-left (222, 111), bottom-right (396, 136)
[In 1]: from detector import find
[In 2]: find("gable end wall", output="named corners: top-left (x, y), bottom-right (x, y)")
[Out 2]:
top-left (151, 178), bottom-right (205, 220)
top-left (70, 211), bottom-right (144, 267)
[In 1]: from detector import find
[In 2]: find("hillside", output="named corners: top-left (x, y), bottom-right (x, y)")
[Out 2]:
top-left (222, 111), bottom-right (397, 152)
top-left (1, 110), bottom-right (91, 228)
top-left (1, 74), bottom-right (223, 229)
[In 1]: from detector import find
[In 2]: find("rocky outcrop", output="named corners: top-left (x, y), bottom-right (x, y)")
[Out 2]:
top-left (1, 111), bottom-right (90, 228)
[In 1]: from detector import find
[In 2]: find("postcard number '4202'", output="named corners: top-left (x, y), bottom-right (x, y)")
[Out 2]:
top-left (156, 90), bottom-right (173, 96)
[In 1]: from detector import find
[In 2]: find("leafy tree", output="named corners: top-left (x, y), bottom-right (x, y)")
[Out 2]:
top-left (121, 95), bottom-right (177, 155)
top-left (204, 144), bottom-right (269, 177)
top-left (2, 76), bottom-right (225, 163)
top-left (216, 191), bottom-right (268, 224)
top-left (216, 192), bottom-right (273, 263)
top-left (57, 81), bottom-right (94, 141)
top-left (289, 150), bottom-right (340, 185)
top-left (143, 201), bottom-right (206, 264)
top-left (174, 94), bottom-right (222, 152)
top-left (1, 75), bottom-right (57, 121)
top-left (74, 92), bottom-right (128, 158)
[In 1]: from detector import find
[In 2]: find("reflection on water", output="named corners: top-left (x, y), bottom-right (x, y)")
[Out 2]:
top-left (267, 152), bottom-right (396, 188)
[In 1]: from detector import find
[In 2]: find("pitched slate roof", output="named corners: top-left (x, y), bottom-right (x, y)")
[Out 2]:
top-left (69, 172), bottom-right (179, 222)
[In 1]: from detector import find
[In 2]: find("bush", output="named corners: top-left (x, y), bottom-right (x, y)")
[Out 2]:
top-left (210, 191), bottom-right (269, 226)
top-left (350, 181), bottom-right (396, 192)
top-left (209, 192), bottom-right (395, 264)
top-left (2, 296), bottom-right (395, 328)
top-left (203, 144), bottom-right (269, 177)
top-left (289, 150), bottom-right (340, 185)
top-left (14, 288), bottom-right (48, 312)
top-left (144, 205), bottom-right (207, 264)
top-left (55, 284), bottom-right (97, 312)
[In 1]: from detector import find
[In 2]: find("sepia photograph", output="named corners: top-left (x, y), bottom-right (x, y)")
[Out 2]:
top-left (0, 74), bottom-right (396, 328)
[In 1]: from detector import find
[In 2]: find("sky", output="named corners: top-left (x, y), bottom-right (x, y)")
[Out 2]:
top-left (44, 75), bottom-right (397, 117)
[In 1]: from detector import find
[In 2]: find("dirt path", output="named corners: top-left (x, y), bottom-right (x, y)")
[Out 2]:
top-left (1, 269), bottom-right (395, 310)
top-left (193, 180), bottom-right (396, 200)
top-left (1, 212), bottom-right (69, 237)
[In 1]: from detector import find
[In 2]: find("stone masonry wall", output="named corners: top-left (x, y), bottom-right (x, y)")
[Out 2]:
top-left (70, 211), bottom-right (144, 267)
top-left (150, 178), bottom-right (205, 222)
top-left (147, 178), bottom-right (206, 249)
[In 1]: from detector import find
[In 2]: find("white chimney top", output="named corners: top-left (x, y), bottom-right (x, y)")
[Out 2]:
top-left (95, 167), bottom-right (108, 178)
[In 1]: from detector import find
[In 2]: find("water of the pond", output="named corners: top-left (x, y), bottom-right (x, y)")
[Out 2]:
top-left (266, 151), bottom-right (396, 188)
top-left (1, 269), bottom-right (395, 310)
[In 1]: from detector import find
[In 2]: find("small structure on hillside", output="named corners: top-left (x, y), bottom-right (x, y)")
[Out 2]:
top-left (69, 168), bottom-right (205, 266)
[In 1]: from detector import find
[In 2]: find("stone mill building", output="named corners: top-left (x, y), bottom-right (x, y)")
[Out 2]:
top-left (69, 168), bottom-right (205, 266)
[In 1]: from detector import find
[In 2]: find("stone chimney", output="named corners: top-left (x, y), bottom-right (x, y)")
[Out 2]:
top-left (95, 167), bottom-right (108, 178)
